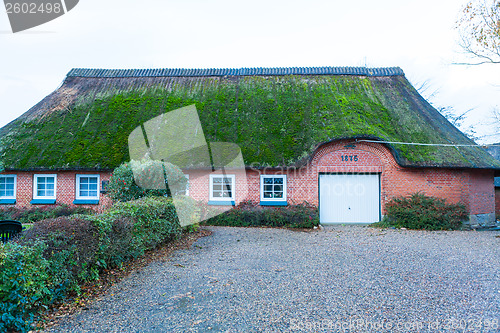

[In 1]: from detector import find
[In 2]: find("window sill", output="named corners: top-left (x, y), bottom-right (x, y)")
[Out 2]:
top-left (30, 199), bottom-right (56, 205)
top-left (73, 199), bottom-right (99, 205)
top-left (260, 201), bottom-right (288, 206)
top-left (0, 199), bottom-right (16, 205)
top-left (208, 200), bottom-right (235, 206)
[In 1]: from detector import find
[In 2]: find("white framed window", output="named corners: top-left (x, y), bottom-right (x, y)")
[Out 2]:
top-left (76, 175), bottom-right (100, 200)
top-left (0, 175), bottom-right (16, 199)
top-left (260, 175), bottom-right (287, 202)
top-left (209, 174), bottom-right (235, 201)
top-left (33, 174), bottom-right (57, 200)
top-left (184, 174), bottom-right (190, 196)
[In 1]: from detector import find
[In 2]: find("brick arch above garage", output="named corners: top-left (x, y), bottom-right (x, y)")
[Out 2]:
top-left (310, 140), bottom-right (398, 172)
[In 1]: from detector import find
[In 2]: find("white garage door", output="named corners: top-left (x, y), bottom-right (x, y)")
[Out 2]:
top-left (319, 174), bottom-right (380, 224)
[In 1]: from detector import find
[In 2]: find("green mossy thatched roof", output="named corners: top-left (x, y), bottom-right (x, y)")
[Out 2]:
top-left (1, 66), bottom-right (499, 171)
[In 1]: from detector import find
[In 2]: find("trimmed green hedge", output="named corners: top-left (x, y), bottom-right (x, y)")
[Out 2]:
top-left (0, 196), bottom-right (196, 332)
top-left (0, 204), bottom-right (93, 224)
top-left (373, 193), bottom-right (468, 230)
top-left (203, 201), bottom-right (319, 228)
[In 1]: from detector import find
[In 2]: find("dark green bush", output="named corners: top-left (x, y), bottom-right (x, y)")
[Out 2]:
top-left (0, 241), bottom-right (54, 332)
top-left (378, 193), bottom-right (468, 230)
top-left (0, 204), bottom-right (93, 224)
top-left (107, 160), bottom-right (187, 202)
top-left (204, 201), bottom-right (319, 228)
top-left (100, 197), bottom-right (183, 265)
top-left (0, 196), bottom-right (189, 332)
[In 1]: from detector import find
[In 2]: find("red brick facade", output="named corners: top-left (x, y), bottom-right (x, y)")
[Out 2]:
top-left (1, 140), bottom-right (497, 224)
top-left (0, 171), bottom-right (112, 213)
top-left (187, 140), bottom-right (495, 224)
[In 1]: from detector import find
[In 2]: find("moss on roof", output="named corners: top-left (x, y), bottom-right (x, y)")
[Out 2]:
top-left (1, 68), bottom-right (499, 171)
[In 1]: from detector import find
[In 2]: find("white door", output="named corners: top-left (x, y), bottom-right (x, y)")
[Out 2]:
top-left (319, 174), bottom-right (380, 224)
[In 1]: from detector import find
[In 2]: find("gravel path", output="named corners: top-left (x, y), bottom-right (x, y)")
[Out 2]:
top-left (46, 226), bottom-right (500, 332)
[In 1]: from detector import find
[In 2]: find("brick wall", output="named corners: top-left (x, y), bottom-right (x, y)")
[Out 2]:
top-left (185, 140), bottom-right (495, 220)
top-left (1, 171), bottom-right (112, 213)
top-left (2, 140), bottom-right (496, 222)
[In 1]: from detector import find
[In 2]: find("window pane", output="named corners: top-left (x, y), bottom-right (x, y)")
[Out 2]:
top-left (262, 176), bottom-right (285, 200)
top-left (0, 177), bottom-right (15, 197)
top-left (212, 176), bottom-right (233, 199)
top-left (274, 178), bottom-right (283, 184)
top-left (78, 176), bottom-right (99, 198)
top-left (36, 176), bottom-right (55, 197)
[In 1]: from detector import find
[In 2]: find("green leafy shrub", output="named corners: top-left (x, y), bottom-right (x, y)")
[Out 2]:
top-left (107, 160), bottom-right (187, 202)
top-left (1, 196), bottom-right (186, 331)
top-left (102, 197), bottom-right (183, 263)
top-left (378, 193), bottom-right (468, 230)
top-left (204, 201), bottom-right (319, 228)
top-left (0, 204), bottom-right (93, 224)
top-left (20, 217), bottom-right (101, 288)
top-left (0, 241), bottom-right (55, 333)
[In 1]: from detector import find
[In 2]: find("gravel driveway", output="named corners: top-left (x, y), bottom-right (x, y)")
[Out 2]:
top-left (46, 226), bottom-right (500, 332)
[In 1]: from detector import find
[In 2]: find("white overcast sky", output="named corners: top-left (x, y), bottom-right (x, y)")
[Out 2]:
top-left (0, 0), bottom-right (499, 143)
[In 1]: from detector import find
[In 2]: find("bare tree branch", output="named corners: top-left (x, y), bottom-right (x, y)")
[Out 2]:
top-left (456, 0), bottom-right (500, 65)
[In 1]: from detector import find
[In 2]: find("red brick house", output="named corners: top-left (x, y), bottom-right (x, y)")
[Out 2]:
top-left (0, 67), bottom-right (499, 225)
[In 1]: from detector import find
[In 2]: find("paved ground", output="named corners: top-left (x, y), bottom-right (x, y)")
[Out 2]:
top-left (46, 226), bottom-right (500, 332)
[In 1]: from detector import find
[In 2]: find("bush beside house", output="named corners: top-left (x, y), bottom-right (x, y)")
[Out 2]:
top-left (203, 201), bottom-right (319, 228)
top-left (373, 193), bottom-right (469, 230)
top-left (0, 204), bottom-right (93, 224)
top-left (107, 160), bottom-right (187, 202)
top-left (0, 196), bottom-right (194, 332)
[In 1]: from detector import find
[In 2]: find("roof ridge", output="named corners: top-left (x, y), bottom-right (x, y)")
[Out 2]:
top-left (66, 66), bottom-right (404, 78)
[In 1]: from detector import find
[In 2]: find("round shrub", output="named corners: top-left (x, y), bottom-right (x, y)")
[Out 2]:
top-left (107, 160), bottom-right (187, 202)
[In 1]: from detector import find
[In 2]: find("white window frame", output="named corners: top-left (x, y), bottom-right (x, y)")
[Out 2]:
top-left (184, 174), bottom-right (190, 196)
top-left (0, 175), bottom-right (17, 200)
top-left (260, 175), bottom-right (287, 202)
top-left (76, 174), bottom-right (100, 200)
top-left (209, 174), bottom-right (235, 201)
top-left (33, 174), bottom-right (57, 200)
